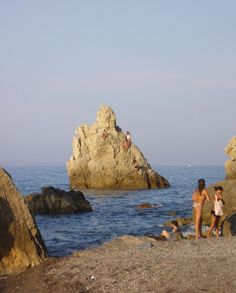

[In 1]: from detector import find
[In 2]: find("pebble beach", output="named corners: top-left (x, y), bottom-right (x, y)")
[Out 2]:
top-left (1, 235), bottom-right (236, 293)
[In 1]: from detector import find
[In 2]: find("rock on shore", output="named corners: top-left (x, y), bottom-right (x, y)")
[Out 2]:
top-left (25, 186), bottom-right (93, 215)
top-left (225, 136), bottom-right (236, 180)
top-left (0, 168), bottom-right (47, 274)
top-left (67, 105), bottom-right (169, 190)
top-left (222, 211), bottom-right (236, 237)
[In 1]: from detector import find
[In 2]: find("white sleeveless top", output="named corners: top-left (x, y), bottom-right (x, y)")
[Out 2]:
top-left (214, 195), bottom-right (223, 216)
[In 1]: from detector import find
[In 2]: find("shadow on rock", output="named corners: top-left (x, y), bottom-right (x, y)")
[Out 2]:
top-left (0, 198), bottom-right (15, 261)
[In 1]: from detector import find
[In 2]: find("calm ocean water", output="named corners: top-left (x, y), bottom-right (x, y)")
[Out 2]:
top-left (6, 165), bottom-right (224, 256)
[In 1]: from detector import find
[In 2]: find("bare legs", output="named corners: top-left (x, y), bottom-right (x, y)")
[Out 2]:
top-left (195, 208), bottom-right (202, 239)
top-left (215, 217), bottom-right (220, 237)
top-left (161, 230), bottom-right (170, 239)
top-left (207, 216), bottom-right (220, 238)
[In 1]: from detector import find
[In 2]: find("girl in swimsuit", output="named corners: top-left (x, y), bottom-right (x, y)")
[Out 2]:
top-left (192, 179), bottom-right (210, 239)
top-left (207, 186), bottom-right (225, 238)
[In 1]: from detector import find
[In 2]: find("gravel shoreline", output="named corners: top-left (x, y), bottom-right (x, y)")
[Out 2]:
top-left (1, 236), bottom-right (236, 293)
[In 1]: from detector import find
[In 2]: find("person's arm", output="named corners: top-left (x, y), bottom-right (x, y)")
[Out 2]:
top-left (205, 190), bottom-right (210, 201)
top-left (192, 192), bottom-right (196, 201)
top-left (217, 194), bottom-right (225, 204)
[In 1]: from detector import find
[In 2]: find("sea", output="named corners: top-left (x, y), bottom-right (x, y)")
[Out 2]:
top-left (6, 165), bottom-right (224, 257)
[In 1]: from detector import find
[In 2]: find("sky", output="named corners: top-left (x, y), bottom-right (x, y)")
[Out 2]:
top-left (0, 1), bottom-right (235, 166)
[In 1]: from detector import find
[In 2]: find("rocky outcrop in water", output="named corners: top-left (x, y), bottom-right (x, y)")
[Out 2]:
top-left (225, 136), bottom-right (236, 180)
top-left (67, 105), bottom-right (169, 190)
top-left (25, 186), bottom-right (93, 215)
top-left (0, 168), bottom-right (47, 274)
top-left (201, 179), bottom-right (236, 225)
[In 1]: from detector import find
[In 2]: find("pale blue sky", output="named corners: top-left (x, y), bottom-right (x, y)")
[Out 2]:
top-left (0, 1), bottom-right (235, 166)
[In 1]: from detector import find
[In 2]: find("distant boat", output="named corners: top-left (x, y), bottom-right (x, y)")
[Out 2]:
top-left (187, 164), bottom-right (192, 167)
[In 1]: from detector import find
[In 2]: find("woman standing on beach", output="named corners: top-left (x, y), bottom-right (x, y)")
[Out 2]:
top-left (207, 186), bottom-right (225, 238)
top-left (192, 179), bottom-right (210, 239)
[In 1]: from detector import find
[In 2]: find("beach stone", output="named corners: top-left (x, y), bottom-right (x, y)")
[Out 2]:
top-left (168, 211), bottom-right (177, 216)
top-left (25, 186), bottom-right (93, 215)
top-left (221, 212), bottom-right (236, 237)
top-left (0, 168), bottom-right (47, 274)
top-left (201, 179), bottom-right (236, 225)
top-left (225, 136), bottom-right (236, 180)
top-left (177, 217), bottom-right (193, 226)
top-left (67, 105), bottom-right (169, 190)
top-left (137, 202), bottom-right (155, 209)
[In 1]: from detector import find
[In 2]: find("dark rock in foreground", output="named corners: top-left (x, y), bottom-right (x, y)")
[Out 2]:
top-left (222, 211), bottom-right (236, 237)
top-left (0, 168), bottom-right (47, 274)
top-left (25, 186), bottom-right (93, 215)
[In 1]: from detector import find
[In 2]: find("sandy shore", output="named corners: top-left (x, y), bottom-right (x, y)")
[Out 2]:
top-left (1, 236), bottom-right (236, 293)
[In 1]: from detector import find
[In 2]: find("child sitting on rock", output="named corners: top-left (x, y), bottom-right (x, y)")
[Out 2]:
top-left (161, 220), bottom-right (184, 241)
top-left (147, 220), bottom-right (183, 241)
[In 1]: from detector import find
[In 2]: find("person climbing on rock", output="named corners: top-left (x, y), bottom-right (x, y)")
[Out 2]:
top-left (102, 129), bottom-right (109, 140)
top-left (133, 159), bottom-right (140, 171)
top-left (124, 131), bottom-right (131, 150)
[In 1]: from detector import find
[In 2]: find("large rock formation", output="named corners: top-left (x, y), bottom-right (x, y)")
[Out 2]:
top-left (0, 168), bottom-right (47, 274)
top-left (25, 186), bottom-right (93, 215)
top-left (67, 105), bottom-right (169, 190)
top-left (225, 136), bottom-right (236, 180)
top-left (201, 179), bottom-right (236, 225)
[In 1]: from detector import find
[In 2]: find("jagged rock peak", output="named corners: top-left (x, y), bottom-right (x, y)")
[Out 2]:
top-left (67, 105), bottom-right (170, 190)
top-left (96, 105), bottom-right (117, 129)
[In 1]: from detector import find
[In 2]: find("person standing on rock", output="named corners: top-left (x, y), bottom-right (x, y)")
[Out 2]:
top-left (192, 179), bottom-right (210, 239)
top-left (124, 131), bottom-right (131, 150)
top-left (207, 186), bottom-right (225, 238)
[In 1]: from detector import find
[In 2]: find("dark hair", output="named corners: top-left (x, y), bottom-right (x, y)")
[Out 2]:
top-left (198, 179), bottom-right (206, 194)
top-left (214, 186), bottom-right (224, 192)
top-left (171, 220), bottom-right (178, 227)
